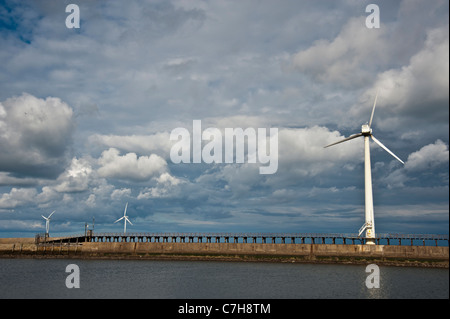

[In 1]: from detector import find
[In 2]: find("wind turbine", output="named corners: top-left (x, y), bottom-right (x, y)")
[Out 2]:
top-left (324, 91), bottom-right (404, 244)
top-left (42, 211), bottom-right (55, 235)
top-left (114, 202), bottom-right (133, 233)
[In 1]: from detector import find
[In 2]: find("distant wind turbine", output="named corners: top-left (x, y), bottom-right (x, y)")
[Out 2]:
top-left (42, 211), bottom-right (55, 235)
top-left (114, 202), bottom-right (133, 233)
top-left (324, 91), bottom-right (404, 244)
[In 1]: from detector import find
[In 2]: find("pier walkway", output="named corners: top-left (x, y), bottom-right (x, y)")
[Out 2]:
top-left (37, 232), bottom-right (449, 247)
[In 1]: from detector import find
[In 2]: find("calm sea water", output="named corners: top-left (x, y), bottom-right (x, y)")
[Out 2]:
top-left (0, 258), bottom-right (447, 299)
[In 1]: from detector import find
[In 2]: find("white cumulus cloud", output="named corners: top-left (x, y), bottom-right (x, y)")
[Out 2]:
top-left (0, 187), bottom-right (38, 209)
top-left (54, 157), bottom-right (93, 193)
top-left (98, 148), bottom-right (167, 181)
top-left (405, 140), bottom-right (449, 171)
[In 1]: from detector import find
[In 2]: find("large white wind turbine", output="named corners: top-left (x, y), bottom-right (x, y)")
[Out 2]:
top-left (324, 92), bottom-right (404, 245)
top-left (42, 211), bottom-right (55, 235)
top-left (114, 202), bottom-right (133, 233)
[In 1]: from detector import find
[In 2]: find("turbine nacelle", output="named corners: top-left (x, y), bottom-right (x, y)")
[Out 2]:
top-left (361, 124), bottom-right (372, 135)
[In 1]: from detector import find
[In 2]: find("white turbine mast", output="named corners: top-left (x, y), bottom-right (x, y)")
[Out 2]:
top-left (114, 202), bottom-right (133, 233)
top-left (41, 210), bottom-right (56, 235)
top-left (324, 91), bottom-right (404, 245)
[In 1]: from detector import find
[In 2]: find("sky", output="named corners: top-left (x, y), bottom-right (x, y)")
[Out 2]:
top-left (0, 0), bottom-right (448, 238)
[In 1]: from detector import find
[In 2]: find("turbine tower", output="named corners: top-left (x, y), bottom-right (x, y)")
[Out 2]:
top-left (114, 202), bottom-right (133, 233)
top-left (41, 211), bottom-right (55, 236)
top-left (324, 92), bottom-right (404, 244)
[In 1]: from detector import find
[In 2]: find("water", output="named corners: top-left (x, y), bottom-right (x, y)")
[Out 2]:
top-left (0, 258), bottom-right (447, 299)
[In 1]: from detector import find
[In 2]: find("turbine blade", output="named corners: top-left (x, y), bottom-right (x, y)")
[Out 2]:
top-left (42, 215), bottom-right (48, 220)
top-left (324, 133), bottom-right (363, 148)
top-left (368, 89), bottom-right (379, 128)
top-left (125, 217), bottom-right (133, 225)
top-left (371, 135), bottom-right (404, 164)
top-left (123, 202), bottom-right (128, 216)
top-left (114, 216), bottom-right (124, 223)
top-left (48, 211), bottom-right (55, 218)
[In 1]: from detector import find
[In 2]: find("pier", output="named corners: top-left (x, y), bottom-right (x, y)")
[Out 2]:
top-left (2, 233), bottom-right (448, 267)
top-left (37, 232), bottom-right (449, 247)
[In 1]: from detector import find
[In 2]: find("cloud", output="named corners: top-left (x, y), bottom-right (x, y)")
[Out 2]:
top-left (0, 219), bottom-right (43, 232)
top-left (0, 172), bottom-right (39, 187)
top-left (111, 188), bottom-right (132, 200)
top-left (368, 27), bottom-right (449, 124)
top-left (269, 126), bottom-right (363, 188)
top-left (0, 93), bottom-right (74, 178)
top-left (137, 172), bottom-right (185, 199)
top-left (85, 194), bottom-right (96, 207)
top-left (214, 164), bottom-right (261, 196)
top-left (405, 140), bottom-right (449, 172)
top-left (292, 17), bottom-right (388, 87)
top-left (53, 157), bottom-right (93, 193)
top-left (279, 126), bottom-right (362, 165)
top-left (36, 186), bottom-right (60, 205)
top-left (89, 132), bottom-right (172, 159)
top-left (97, 148), bottom-right (167, 181)
top-left (176, 125), bottom-right (365, 198)
top-left (381, 140), bottom-right (449, 188)
top-left (0, 187), bottom-right (37, 209)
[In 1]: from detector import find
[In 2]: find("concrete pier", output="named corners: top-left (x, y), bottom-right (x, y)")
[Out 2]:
top-left (1, 236), bottom-right (448, 268)
top-left (78, 241), bottom-right (449, 262)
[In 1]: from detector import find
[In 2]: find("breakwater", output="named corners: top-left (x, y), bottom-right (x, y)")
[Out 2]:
top-left (38, 232), bottom-right (450, 246)
top-left (1, 238), bottom-right (448, 268)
